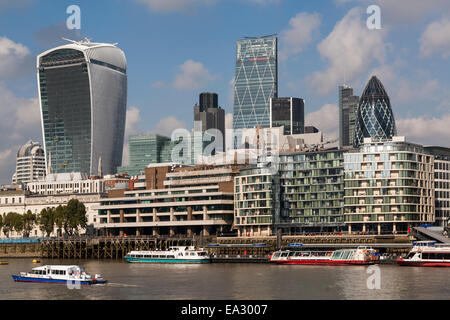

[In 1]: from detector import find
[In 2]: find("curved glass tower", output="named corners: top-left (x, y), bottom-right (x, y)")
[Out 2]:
top-left (37, 40), bottom-right (127, 175)
top-left (353, 76), bottom-right (396, 148)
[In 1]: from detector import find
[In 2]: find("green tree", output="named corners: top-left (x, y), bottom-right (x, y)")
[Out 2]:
top-left (66, 199), bottom-right (87, 236)
top-left (54, 205), bottom-right (66, 237)
top-left (38, 208), bottom-right (55, 237)
top-left (22, 210), bottom-right (36, 238)
top-left (12, 213), bottom-right (24, 236)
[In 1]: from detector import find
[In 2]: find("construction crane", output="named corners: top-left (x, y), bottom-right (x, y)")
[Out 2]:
top-left (305, 138), bottom-right (339, 152)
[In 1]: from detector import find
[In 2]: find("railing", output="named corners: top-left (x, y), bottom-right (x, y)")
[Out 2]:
top-left (0, 237), bottom-right (42, 244)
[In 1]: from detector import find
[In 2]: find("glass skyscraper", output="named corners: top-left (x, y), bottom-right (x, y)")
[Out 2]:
top-left (339, 85), bottom-right (359, 148)
top-left (37, 40), bottom-right (127, 176)
top-left (270, 97), bottom-right (305, 135)
top-left (353, 76), bottom-right (397, 148)
top-left (233, 35), bottom-right (278, 130)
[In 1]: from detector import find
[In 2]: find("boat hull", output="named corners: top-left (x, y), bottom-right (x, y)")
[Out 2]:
top-left (125, 258), bottom-right (210, 264)
top-left (397, 259), bottom-right (450, 267)
top-left (271, 259), bottom-right (377, 265)
top-left (12, 275), bottom-right (96, 285)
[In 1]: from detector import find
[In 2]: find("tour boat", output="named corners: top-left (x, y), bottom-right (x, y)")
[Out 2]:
top-left (12, 265), bottom-right (107, 285)
top-left (397, 241), bottom-right (450, 267)
top-left (124, 246), bottom-right (211, 264)
top-left (270, 246), bottom-right (379, 265)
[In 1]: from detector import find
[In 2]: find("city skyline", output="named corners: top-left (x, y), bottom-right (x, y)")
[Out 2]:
top-left (1, 0), bottom-right (450, 184)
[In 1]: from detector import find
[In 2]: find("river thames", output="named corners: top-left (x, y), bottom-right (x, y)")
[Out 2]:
top-left (1, 259), bottom-right (449, 300)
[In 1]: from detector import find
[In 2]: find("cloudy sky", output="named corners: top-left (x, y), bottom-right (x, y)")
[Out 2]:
top-left (0, 0), bottom-right (450, 184)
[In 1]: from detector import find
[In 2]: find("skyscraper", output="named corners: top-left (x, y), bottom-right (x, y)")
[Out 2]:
top-left (11, 141), bottom-right (46, 185)
top-left (194, 92), bottom-right (225, 145)
top-left (270, 97), bottom-right (305, 135)
top-left (353, 76), bottom-right (397, 147)
top-left (233, 35), bottom-right (278, 130)
top-left (339, 85), bottom-right (359, 148)
top-left (37, 39), bottom-right (127, 176)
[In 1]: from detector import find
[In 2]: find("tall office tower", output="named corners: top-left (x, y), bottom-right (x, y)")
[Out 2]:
top-left (353, 76), bottom-right (397, 148)
top-left (270, 97), bottom-right (305, 135)
top-left (193, 92), bottom-right (225, 148)
top-left (37, 39), bottom-right (127, 176)
top-left (233, 35), bottom-right (278, 130)
top-left (11, 141), bottom-right (46, 185)
top-left (339, 85), bottom-right (359, 148)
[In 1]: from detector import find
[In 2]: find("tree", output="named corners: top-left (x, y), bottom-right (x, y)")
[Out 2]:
top-left (38, 208), bottom-right (55, 237)
top-left (22, 210), bottom-right (36, 238)
top-left (54, 205), bottom-right (66, 237)
top-left (2, 212), bottom-right (22, 238)
top-left (11, 213), bottom-right (24, 236)
top-left (66, 199), bottom-right (87, 236)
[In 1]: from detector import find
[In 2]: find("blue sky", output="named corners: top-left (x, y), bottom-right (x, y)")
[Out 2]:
top-left (1, 0), bottom-right (450, 184)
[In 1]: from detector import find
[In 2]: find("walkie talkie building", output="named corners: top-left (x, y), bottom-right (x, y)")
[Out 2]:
top-left (37, 40), bottom-right (127, 175)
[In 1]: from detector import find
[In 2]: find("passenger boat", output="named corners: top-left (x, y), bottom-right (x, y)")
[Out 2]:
top-left (12, 265), bottom-right (106, 285)
top-left (270, 246), bottom-right (379, 265)
top-left (397, 241), bottom-right (450, 267)
top-left (124, 246), bottom-right (211, 264)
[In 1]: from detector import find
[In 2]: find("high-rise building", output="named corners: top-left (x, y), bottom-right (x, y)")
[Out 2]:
top-left (11, 141), bottom-right (46, 185)
top-left (270, 97), bottom-right (305, 135)
top-left (233, 35), bottom-right (278, 130)
top-left (194, 92), bottom-right (225, 149)
top-left (37, 39), bottom-right (127, 176)
top-left (425, 146), bottom-right (450, 227)
top-left (339, 85), bottom-right (359, 148)
top-left (118, 134), bottom-right (173, 176)
top-left (353, 76), bottom-right (397, 148)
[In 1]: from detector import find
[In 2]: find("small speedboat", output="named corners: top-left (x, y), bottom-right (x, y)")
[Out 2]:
top-left (12, 265), bottom-right (107, 285)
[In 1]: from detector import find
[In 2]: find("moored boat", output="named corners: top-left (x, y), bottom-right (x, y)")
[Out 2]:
top-left (12, 265), bottom-right (106, 285)
top-left (397, 241), bottom-right (450, 267)
top-left (124, 246), bottom-right (211, 264)
top-left (270, 246), bottom-right (379, 265)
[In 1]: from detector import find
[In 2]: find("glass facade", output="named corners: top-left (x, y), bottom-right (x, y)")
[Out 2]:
top-left (38, 42), bottom-right (127, 176)
top-left (233, 36), bottom-right (278, 130)
top-left (354, 76), bottom-right (397, 148)
top-left (271, 97), bottom-right (304, 135)
top-left (339, 85), bottom-right (359, 148)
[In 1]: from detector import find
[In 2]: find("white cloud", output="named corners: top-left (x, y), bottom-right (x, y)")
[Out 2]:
top-left (305, 104), bottom-right (339, 140)
top-left (153, 116), bottom-right (186, 136)
top-left (0, 37), bottom-right (33, 78)
top-left (172, 59), bottom-right (217, 90)
top-left (307, 8), bottom-right (387, 96)
top-left (397, 115), bottom-right (450, 148)
top-left (135, 0), bottom-right (215, 13)
top-left (420, 17), bottom-right (450, 58)
top-left (280, 12), bottom-right (321, 60)
top-left (0, 84), bottom-right (41, 184)
top-left (152, 80), bottom-right (166, 88)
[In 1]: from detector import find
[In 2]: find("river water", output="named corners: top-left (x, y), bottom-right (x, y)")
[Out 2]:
top-left (1, 259), bottom-right (449, 300)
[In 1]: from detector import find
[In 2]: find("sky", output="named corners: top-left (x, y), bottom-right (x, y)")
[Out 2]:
top-left (1, 0), bottom-right (450, 184)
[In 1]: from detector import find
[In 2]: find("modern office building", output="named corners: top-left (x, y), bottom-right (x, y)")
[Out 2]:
top-left (270, 97), bottom-right (305, 135)
top-left (194, 92), bottom-right (225, 150)
top-left (233, 35), bottom-right (278, 130)
top-left (11, 141), bottom-right (46, 185)
top-left (339, 85), bottom-right (359, 148)
top-left (118, 134), bottom-right (173, 176)
top-left (425, 146), bottom-right (450, 227)
top-left (353, 76), bottom-right (397, 148)
top-left (344, 137), bottom-right (435, 234)
top-left (37, 39), bottom-right (127, 176)
top-left (96, 165), bottom-right (240, 237)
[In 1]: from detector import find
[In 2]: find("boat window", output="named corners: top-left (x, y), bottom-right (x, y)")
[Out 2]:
top-left (167, 255), bottom-right (175, 259)
top-left (406, 252), bottom-right (416, 259)
top-left (281, 252), bottom-right (289, 257)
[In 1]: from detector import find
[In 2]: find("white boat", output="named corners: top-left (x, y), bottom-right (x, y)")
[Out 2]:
top-left (270, 246), bottom-right (379, 265)
top-left (397, 241), bottom-right (450, 267)
top-left (124, 246), bottom-right (211, 264)
top-left (12, 265), bottom-right (106, 285)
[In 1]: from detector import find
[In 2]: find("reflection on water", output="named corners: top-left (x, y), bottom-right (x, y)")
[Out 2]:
top-left (1, 259), bottom-right (449, 300)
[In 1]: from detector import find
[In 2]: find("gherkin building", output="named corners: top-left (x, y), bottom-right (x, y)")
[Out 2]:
top-left (353, 76), bottom-right (397, 147)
